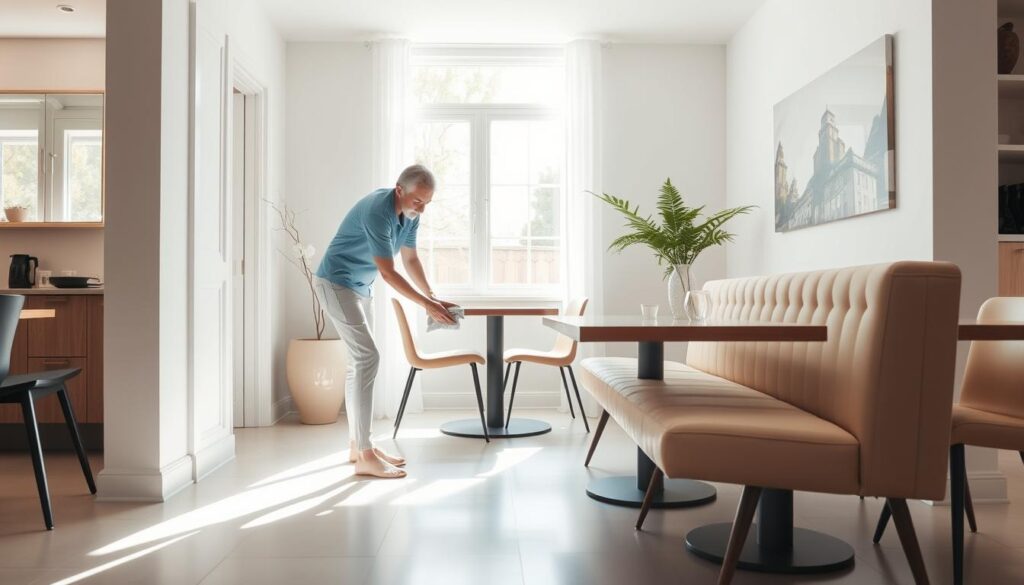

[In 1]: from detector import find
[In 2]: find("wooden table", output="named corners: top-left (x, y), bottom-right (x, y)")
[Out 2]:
top-left (19, 309), bottom-right (55, 320)
top-left (439, 307), bottom-right (560, 439)
top-left (959, 320), bottom-right (1024, 340)
top-left (544, 315), bottom-right (843, 574)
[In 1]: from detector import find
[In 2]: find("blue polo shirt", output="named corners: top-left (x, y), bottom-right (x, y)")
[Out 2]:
top-left (316, 188), bottom-right (419, 297)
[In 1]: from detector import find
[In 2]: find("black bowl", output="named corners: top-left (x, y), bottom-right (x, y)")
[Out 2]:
top-left (49, 276), bottom-right (101, 289)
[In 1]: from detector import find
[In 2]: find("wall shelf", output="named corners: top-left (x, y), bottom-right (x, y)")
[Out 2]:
top-left (999, 74), bottom-right (1024, 99)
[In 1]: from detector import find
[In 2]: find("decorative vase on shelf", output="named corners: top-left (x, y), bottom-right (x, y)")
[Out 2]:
top-left (999, 22), bottom-right (1020, 75)
top-left (668, 264), bottom-right (693, 319)
top-left (286, 338), bottom-right (346, 425)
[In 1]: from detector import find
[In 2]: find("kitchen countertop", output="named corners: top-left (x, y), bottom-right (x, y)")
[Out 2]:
top-left (0, 287), bottom-right (104, 295)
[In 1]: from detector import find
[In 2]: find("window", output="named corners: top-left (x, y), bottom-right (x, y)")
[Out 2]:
top-left (0, 131), bottom-right (40, 220)
top-left (412, 46), bottom-right (565, 297)
top-left (61, 129), bottom-right (103, 222)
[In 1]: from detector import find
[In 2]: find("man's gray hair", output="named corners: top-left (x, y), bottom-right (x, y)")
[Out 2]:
top-left (396, 164), bottom-right (436, 191)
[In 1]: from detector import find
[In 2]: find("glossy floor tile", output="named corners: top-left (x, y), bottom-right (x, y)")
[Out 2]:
top-left (0, 410), bottom-right (1023, 584)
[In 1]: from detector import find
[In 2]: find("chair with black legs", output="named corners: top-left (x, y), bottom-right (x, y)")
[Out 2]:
top-left (503, 298), bottom-right (590, 431)
top-left (0, 294), bottom-right (96, 530)
top-left (872, 297), bottom-right (1024, 585)
top-left (391, 299), bottom-right (489, 442)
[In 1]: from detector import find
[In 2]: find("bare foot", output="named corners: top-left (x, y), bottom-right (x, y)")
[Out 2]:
top-left (349, 441), bottom-right (406, 467)
top-left (353, 449), bottom-right (407, 479)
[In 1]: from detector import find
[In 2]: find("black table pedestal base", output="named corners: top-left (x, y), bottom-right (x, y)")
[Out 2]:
top-left (685, 523), bottom-right (855, 574)
top-left (586, 476), bottom-right (717, 508)
top-left (440, 418), bottom-right (551, 439)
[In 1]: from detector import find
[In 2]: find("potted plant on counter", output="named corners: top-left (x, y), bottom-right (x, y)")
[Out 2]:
top-left (593, 178), bottom-right (754, 319)
top-left (270, 202), bottom-right (346, 425)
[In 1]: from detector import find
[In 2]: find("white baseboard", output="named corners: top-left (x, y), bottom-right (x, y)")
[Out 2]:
top-left (926, 471), bottom-right (1009, 506)
top-left (424, 391), bottom-right (560, 410)
top-left (95, 455), bottom-right (194, 502)
top-left (193, 433), bottom-right (236, 481)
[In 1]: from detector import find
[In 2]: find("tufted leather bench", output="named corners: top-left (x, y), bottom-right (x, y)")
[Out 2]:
top-left (579, 261), bottom-right (962, 584)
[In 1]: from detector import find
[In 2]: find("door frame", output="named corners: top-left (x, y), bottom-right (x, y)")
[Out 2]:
top-left (230, 47), bottom-right (274, 427)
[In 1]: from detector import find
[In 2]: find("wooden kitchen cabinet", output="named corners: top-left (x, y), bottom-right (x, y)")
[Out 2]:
top-left (0, 294), bottom-right (103, 424)
top-left (999, 242), bottom-right (1024, 297)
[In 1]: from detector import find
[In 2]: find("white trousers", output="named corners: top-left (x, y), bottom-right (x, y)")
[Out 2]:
top-left (314, 276), bottom-right (378, 451)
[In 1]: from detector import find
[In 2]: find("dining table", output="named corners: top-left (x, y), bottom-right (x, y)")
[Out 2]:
top-left (440, 307), bottom-right (560, 439)
top-left (542, 314), bottom-right (850, 574)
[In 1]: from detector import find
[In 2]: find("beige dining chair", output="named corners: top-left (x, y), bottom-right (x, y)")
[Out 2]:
top-left (872, 297), bottom-right (1024, 585)
top-left (503, 297), bottom-right (590, 431)
top-left (391, 299), bottom-right (490, 442)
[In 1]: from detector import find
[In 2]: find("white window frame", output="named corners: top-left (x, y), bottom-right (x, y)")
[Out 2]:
top-left (412, 45), bottom-right (566, 300)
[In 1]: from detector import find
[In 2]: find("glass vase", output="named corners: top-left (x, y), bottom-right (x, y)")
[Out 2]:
top-left (667, 264), bottom-right (693, 319)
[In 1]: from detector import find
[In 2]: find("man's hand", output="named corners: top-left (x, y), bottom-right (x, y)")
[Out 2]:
top-left (435, 298), bottom-right (458, 309)
top-left (424, 299), bottom-right (457, 325)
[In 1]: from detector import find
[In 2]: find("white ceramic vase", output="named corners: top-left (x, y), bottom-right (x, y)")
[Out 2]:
top-left (286, 338), bottom-right (346, 425)
top-left (668, 264), bottom-right (693, 319)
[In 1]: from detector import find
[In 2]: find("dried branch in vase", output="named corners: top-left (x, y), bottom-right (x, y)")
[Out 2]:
top-left (267, 200), bottom-right (326, 340)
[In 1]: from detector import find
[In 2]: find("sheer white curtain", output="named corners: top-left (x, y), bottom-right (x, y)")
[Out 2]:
top-left (370, 38), bottom-right (421, 421)
top-left (565, 39), bottom-right (606, 398)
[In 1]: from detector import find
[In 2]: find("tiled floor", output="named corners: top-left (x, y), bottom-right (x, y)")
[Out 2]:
top-left (1, 410), bottom-right (1023, 584)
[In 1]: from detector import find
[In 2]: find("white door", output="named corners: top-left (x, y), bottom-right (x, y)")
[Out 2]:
top-left (190, 0), bottom-right (235, 478)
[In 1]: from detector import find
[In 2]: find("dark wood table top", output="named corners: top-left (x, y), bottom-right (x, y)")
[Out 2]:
top-left (463, 308), bottom-right (559, 317)
top-left (542, 315), bottom-right (828, 343)
top-left (959, 321), bottom-right (1024, 340)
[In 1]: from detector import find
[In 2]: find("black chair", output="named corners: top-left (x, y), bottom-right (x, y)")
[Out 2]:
top-left (0, 294), bottom-right (96, 530)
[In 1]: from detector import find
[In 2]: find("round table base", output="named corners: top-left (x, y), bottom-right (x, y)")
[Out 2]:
top-left (440, 418), bottom-right (552, 439)
top-left (685, 522), bottom-right (855, 574)
top-left (586, 476), bottom-right (717, 509)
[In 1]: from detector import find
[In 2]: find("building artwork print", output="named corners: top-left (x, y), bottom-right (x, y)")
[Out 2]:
top-left (774, 35), bottom-right (895, 232)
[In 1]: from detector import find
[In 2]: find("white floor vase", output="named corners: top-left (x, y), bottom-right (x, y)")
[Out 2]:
top-left (286, 338), bottom-right (347, 424)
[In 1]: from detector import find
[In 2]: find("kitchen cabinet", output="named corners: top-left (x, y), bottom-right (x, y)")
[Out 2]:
top-left (0, 293), bottom-right (103, 424)
top-left (999, 242), bottom-right (1024, 296)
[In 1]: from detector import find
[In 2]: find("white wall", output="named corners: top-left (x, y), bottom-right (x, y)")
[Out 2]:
top-left (283, 42), bottom-right (727, 408)
top-left (0, 38), bottom-right (106, 280)
top-left (725, 0), bottom-right (1003, 500)
top-left (725, 0), bottom-right (934, 277)
top-left (223, 0), bottom-right (289, 420)
top-left (602, 44), bottom-right (727, 363)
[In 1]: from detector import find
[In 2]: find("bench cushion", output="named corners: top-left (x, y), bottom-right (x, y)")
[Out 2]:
top-left (581, 357), bottom-right (859, 494)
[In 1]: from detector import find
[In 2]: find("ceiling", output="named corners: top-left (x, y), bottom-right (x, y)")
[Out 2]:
top-left (257, 0), bottom-right (768, 44)
top-left (0, 0), bottom-right (767, 44)
top-left (0, 0), bottom-right (105, 38)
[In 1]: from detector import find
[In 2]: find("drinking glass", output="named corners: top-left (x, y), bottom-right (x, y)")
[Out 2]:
top-left (685, 290), bottom-right (711, 322)
top-left (640, 304), bottom-right (659, 320)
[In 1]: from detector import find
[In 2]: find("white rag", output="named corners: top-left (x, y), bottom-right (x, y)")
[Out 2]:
top-left (426, 306), bottom-right (465, 332)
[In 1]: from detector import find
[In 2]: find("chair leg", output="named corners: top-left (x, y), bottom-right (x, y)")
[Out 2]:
top-left (951, 444), bottom-right (967, 585)
top-left (559, 367), bottom-right (576, 419)
top-left (717, 485), bottom-right (762, 585)
top-left (504, 362), bottom-right (521, 429)
top-left (566, 366), bottom-right (590, 433)
top-left (872, 500), bottom-right (892, 543)
top-left (392, 368), bottom-right (418, 440)
top-left (21, 392), bottom-right (53, 530)
top-left (964, 473), bottom-right (978, 533)
top-left (470, 364), bottom-right (489, 442)
top-left (635, 467), bottom-right (663, 530)
top-left (503, 362), bottom-right (511, 393)
top-left (57, 385), bottom-right (96, 494)
top-left (584, 410), bottom-right (610, 467)
top-left (888, 498), bottom-right (931, 585)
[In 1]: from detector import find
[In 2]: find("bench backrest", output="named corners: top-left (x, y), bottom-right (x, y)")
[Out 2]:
top-left (686, 262), bottom-right (960, 499)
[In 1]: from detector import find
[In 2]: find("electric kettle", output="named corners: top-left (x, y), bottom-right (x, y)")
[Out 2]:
top-left (9, 254), bottom-right (38, 289)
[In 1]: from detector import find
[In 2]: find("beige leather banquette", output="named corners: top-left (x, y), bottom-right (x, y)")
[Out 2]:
top-left (580, 261), bottom-right (962, 500)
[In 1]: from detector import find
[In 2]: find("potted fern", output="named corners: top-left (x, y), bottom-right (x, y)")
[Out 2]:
top-left (593, 179), bottom-right (754, 319)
